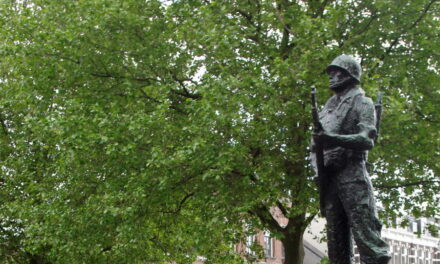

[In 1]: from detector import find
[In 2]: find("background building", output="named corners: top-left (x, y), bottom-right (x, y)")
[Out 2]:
top-left (232, 216), bottom-right (439, 264)
top-left (355, 217), bottom-right (440, 264)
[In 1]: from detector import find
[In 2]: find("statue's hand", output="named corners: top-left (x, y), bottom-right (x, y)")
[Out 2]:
top-left (312, 130), bottom-right (334, 144)
top-left (358, 122), bottom-right (377, 140)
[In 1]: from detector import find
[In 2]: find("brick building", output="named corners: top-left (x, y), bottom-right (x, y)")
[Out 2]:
top-left (194, 216), bottom-right (439, 264)
top-left (233, 216), bottom-right (439, 264)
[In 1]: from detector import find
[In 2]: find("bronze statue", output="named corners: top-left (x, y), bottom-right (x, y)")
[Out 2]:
top-left (311, 55), bottom-right (391, 264)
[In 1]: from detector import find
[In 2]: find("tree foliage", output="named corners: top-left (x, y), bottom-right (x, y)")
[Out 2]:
top-left (0, 0), bottom-right (438, 263)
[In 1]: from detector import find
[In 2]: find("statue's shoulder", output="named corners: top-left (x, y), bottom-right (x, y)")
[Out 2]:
top-left (359, 95), bottom-right (374, 105)
top-left (354, 88), bottom-right (374, 107)
top-left (353, 91), bottom-right (376, 121)
top-left (323, 94), bottom-right (338, 107)
top-left (360, 95), bottom-right (374, 107)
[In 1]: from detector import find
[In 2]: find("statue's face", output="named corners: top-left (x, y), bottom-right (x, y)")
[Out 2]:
top-left (328, 68), bottom-right (353, 91)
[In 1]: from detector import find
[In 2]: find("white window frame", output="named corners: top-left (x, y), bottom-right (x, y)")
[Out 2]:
top-left (245, 235), bottom-right (256, 256)
top-left (263, 231), bottom-right (273, 258)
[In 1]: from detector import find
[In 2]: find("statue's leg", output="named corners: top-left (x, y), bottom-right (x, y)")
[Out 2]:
top-left (338, 167), bottom-right (391, 264)
top-left (325, 179), bottom-right (353, 264)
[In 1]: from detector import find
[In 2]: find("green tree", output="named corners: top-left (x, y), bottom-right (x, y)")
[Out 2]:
top-left (0, 0), bottom-right (438, 263)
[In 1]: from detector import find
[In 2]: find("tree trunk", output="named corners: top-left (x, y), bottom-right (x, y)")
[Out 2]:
top-left (28, 253), bottom-right (52, 264)
top-left (282, 231), bottom-right (305, 264)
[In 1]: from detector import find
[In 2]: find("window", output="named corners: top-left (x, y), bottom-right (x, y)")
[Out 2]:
top-left (395, 249), bottom-right (401, 264)
top-left (412, 222), bottom-right (419, 233)
top-left (282, 244), bottom-right (285, 259)
top-left (263, 231), bottom-right (273, 258)
top-left (402, 247), bottom-right (407, 264)
top-left (433, 251), bottom-right (440, 264)
top-left (245, 235), bottom-right (255, 255)
top-left (426, 250), bottom-right (431, 260)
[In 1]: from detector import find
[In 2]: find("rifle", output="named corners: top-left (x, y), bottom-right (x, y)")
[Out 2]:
top-left (374, 91), bottom-right (383, 142)
top-left (366, 92), bottom-right (384, 174)
top-left (311, 86), bottom-right (327, 216)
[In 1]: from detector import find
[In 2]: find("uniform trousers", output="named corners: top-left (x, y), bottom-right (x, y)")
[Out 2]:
top-left (324, 158), bottom-right (391, 264)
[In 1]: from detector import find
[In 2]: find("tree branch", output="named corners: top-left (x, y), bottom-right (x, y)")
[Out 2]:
top-left (235, 8), bottom-right (253, 22)
top-left (42, 53), bottom-right (80, 64)
top-left (0, 114), bottom-right (10, 137)
top-left (370, 0), bottom-right (437, 73)
top-left (273, 2), bottom-right (293, 35)
top-left (272, 1), bottom-right (295, 58)
top-left (276, 200), bottom-right (289, 217)
top-left (233, 1), bottom-right (262, 44)
top-left (137, 86), bottom-right (187, 114)
top-left (375, 180), bottom-right (440, 189)
top-left (138, 87), bottom-right (162, 104)
top-left (414, 108), bottom-right (438, 123)
top-left (168, 71), bottom-right (202, 100)
top-left (171, 89), bottom-right (202, 100)
top-left (91, 72), bottom-right (159, 83)
top-left (286, 212), bottom-right (306, 231)
top-left (248, 205), bottom-right (285, 234)
top-left (177, 192), bottom-right (194, 211)
top-left (0, 112), bottom-right (15, 147)
top-left (156, 192), bottom-right (195, 214)
top-left (310, 0), bottom-right (335, 18)
top-left (304, 213), bottom-right (317, 226)
top-left (384, 0), bottom-right (436, 58)
top-left (348, 11), bottom-right (380, 43)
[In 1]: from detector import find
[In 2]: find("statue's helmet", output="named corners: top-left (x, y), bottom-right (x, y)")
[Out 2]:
top-left (325, 54), bottom-right (361, 83)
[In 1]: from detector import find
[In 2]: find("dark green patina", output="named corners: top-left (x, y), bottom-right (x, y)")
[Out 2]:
top-left (311, 55), bottom-right (391, 264)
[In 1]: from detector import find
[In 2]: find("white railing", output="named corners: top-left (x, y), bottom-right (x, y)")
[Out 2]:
top-left (382, 228), bottom-right (439, 248)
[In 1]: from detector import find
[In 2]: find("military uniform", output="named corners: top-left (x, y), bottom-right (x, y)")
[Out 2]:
top-left (311, 55), bottom-right (391, 264)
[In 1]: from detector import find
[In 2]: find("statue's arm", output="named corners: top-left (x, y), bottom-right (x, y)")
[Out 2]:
top-left (319, 126), bottom-right (375, 150)
top-left (315, 97), bottom-right (377, 151)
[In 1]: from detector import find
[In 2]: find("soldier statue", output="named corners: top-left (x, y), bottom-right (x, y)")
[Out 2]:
top-left (311, 55), bottom-right (391, 264)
